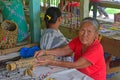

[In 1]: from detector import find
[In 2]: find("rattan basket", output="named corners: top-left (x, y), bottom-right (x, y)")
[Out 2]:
top-left (0, 20), bottom-right (18, 49)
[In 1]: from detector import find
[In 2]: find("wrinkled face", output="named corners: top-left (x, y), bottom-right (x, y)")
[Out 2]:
top-left (79, 21), bottom-right (98, 46)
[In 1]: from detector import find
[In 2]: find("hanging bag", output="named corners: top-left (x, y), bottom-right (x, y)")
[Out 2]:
top-left (0, 20), bottom-right (18, 49)
top-left (0, 0), bottom-right (28, 42)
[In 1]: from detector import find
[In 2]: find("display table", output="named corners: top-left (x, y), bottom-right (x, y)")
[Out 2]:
top-left (101, 36), bottom-right (120, 57)
top-left (33, 66), bottom-right (93, 80)
top-left (0, 65), bottom-right (93, 80)
top-left (100, 22), bottom-right (120, 56)
top-left (100, 22), bottom-right (120, 74)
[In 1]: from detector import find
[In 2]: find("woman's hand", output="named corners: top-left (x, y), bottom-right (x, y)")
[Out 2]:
top-left (34, 50), bottom-right (46, 59)
top-left (34, 56), bottom-right (51, 67)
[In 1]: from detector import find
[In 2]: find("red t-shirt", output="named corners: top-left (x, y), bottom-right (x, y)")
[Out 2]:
top-left (66, 2), bottom-right (80, 11)
top-left (71, 2), bottom-right (80, 7)
top-left (68, 37), bottom-right (106, 80)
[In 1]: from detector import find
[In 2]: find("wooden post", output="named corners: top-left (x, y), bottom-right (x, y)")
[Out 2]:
top-left (79, 0), bottom-right (89, 21)
top-left (43, 0), bottom-right (46, 12)
top-left (29, 0), bottom-right (41, 43)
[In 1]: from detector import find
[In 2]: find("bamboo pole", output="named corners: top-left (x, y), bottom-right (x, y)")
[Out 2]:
top-left (6, 55), bottom-right (55, 71)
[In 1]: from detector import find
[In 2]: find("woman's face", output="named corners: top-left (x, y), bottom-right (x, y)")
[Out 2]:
top-left (78, 21), bottom-right (98, 46)
top-left (56, 16), bottom-right (62, 27)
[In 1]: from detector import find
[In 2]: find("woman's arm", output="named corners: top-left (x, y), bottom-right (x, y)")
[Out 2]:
top-left (34, 45), bottom-right (73, 59)
top-left (45, 45), bottom-right (73, 57)
top-left (35, 56), bottom-right (92, 69)
top-left (50, 57), bottom-right (91, 68)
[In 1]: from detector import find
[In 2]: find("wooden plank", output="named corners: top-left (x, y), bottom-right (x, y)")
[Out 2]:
top-left (0, 52), bottom-right (20, 62)
top-left (0, 43), bottom-right (39, 55)
top-left (99, 1), bottom-right (120, 9)
top-left (101, 36), bottom-right (120, 57)
top-left (107, 66), bottom-right (120, 74)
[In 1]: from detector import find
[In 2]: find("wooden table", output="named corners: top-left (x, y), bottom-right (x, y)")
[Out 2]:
top-left (101, 36), bottom-right (120, 57)
top-left (101, 35), bottom-right (120, 74)
top-left (99, 22), bottom-right (120, 74)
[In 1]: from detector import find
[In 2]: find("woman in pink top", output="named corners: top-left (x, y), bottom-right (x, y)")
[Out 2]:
top-left (34, 17), bottom-right (106, 80)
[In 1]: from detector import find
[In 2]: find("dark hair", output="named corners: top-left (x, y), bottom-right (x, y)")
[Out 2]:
top-left (80, 17), bottom-right (100, 32)
top-left (44, 7), bottom-right (61, 28)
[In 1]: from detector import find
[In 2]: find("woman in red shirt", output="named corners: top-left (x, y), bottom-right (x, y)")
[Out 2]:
top-left (34, 17), bottom-right (106, 80)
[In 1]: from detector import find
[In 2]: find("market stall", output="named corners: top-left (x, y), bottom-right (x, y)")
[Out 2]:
top-left (100, 22), bottom-right (120, 74)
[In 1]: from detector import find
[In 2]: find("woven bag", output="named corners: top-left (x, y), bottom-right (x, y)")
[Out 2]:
top-left (0, 20), bottom-right (18, 49)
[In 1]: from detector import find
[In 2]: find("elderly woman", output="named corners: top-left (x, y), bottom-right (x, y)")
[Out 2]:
top-left (34, 17), bottom-right (106, 80)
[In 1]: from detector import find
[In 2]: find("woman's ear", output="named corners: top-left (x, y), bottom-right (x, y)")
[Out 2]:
top-left (95, 31), bottom-right (99, 39)
top-left (58, 16), bottom-right (62, 23)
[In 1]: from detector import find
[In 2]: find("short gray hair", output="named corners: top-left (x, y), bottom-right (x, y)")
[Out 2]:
top-left (80, 17), bottom-right (100, 32)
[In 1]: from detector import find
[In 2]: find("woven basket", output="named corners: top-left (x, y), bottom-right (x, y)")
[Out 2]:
top-left (0, 20), bottom-right (18, 49)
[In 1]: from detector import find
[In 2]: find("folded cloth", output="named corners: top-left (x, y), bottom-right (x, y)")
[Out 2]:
top-left (20, 46), bottom-right (40, 58)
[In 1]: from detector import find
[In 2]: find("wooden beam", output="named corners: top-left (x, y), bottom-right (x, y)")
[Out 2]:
top-left (107, 66), bottom-right (120, 74)
top-left (29, 0), bottom-right (41, 43)
top-left (101, 36), bottom-right (120, 57)
top-left (0, 43), bottom-right (39, 55)
top-left (99, 1), bottom-right (120, 9)
top-left (79, 0), bottom-right (89, 21)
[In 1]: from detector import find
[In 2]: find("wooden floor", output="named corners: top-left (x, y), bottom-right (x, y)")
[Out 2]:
top-left (89, 11), bottom-right (114, 23)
